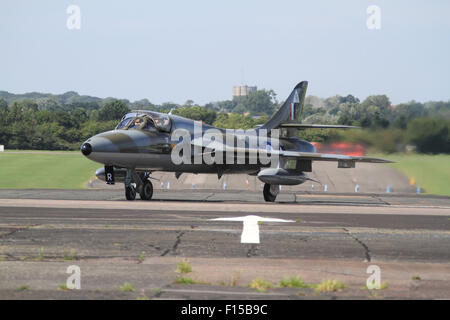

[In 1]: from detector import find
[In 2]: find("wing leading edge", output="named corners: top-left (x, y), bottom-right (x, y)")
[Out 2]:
top-left (189, 139), bottom-right (393, 165)
top-left (278, 123), bottom-right (360, 130)
top-left (279, 150), bottom-right (392, 163)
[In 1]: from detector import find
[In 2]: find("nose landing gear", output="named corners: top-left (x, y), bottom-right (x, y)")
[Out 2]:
top-left (124, 169), bottom-right (153, 201)
top-left (125, 185), bottom-right (136, 201)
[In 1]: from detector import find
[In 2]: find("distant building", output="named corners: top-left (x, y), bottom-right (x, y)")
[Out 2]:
top-left (233, 85), bottom-right (257, 98)
top-left (0, 145), bottom-right (4, 152)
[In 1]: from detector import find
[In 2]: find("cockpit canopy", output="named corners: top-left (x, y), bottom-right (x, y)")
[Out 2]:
top-left (115, 111), bottom-right (172, 133)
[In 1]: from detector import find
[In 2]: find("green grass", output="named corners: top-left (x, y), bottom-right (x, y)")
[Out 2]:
top-left (63, 249), bottom-right (76, 260)
top-left (120, 282), bottom-right (136, 292)
top-left (176, 261), bottom-right (192, 274)
top-left (3, 150), bottom-right (447, 196)
top-left (230, 273), bottom-right (240, 287)
top-left (58, 283), bottom-right (69, 291)
top-left (173, 277), bottom-right (207, 285)
top-left (138, 251), bottom-right (146, 263)
top-left (314, 280), bottom-right (346, 294)
top-left (0, 151), bottom-right (99, 189)
top-left (249, 279), bottom-right (274, 292)
top-left (38, 247), bottom-right (44, 261)
top-left (371, 153), bottom-right (450, 196)
top-left (279, 276), bottom-right (310, 289)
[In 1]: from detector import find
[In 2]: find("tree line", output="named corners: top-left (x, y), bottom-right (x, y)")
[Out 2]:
top-left (0, 89), bottom-right (448, 153)
top-left (300, 94), bottom-right (450, 154)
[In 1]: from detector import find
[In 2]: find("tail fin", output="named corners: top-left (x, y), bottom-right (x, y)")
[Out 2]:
top-left (261, 81), bottom-right (308, 130)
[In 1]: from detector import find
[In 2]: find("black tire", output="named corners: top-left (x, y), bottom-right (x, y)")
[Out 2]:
top-left (263, 183), bottom-right (277, 202)
top-left (140, 180), bottom-right (153, 201)
top-left (125, 185), bottom-right (136, 201)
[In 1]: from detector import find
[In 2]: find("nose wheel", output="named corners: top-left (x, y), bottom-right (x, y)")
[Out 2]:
top-left (125, 185), bottom-right (136, 201)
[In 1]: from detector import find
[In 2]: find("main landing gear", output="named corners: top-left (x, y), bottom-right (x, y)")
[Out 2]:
top-left (263, 183), bottom-right (280, 202)
top-left (139, 179), bottom-right (153, 201)
top-left (124, 169), bottom-right (153, 201)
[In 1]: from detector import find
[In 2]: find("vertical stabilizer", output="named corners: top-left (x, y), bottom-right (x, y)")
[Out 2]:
top-left (261, 81), bottom-right (308, 131)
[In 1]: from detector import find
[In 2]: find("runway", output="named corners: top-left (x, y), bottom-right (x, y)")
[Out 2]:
top-left (0, 189), bottom-right (449, 299)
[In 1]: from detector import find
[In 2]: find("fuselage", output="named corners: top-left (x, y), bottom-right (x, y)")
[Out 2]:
top-left (81, 110), bottom-right (316, 175)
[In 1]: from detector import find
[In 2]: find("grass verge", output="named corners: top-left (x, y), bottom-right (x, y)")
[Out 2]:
top-left (371, 153), bottom-right (450, 196)
top-left (0, 151), bottom-right (99, 189)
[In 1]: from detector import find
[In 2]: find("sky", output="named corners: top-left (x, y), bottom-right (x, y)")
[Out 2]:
top-left (1, 0), bottom-right (449, 105)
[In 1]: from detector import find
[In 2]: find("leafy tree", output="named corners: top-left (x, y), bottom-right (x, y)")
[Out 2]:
top-left (361, 95), bottom-right (391, 112)
top-left (213, 113), bottom-right (263, 129)
top-left (98, 100), bottom-right (130, 121)
top-left (391, 101), bottom-right (426, 129)
top-left (1, 87), bottom-right (449, 153)
top-left (298, 128), bottom-right (339, 143)
top-left (36, 98), bottom-right (61, 111)
top-left (65, 102), bottom-right (100, 112)
top-left (0, 98), bottom-right (7, 112)
top-left (305, 95), bottom-right (325, 109)
top-left (324, 95), bottom-right (344, 109)
top-left (232, 90), bottom-right (277, 116)
top-left (215, 100), bottom-right (238, 112)
top-left (173, 106), bottom-right (217, 125)
top-left (406, 118), bottom-right (450, 153)
top-left (71, 108), bottom-right (88, 124)
top-left (183, 100), bottom-right (194, 107)
top-left (10, 100), bottom-right (39, 113)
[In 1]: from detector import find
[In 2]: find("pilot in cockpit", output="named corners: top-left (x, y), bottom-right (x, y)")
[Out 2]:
top-left (139, 117), bottom-right (151, 130)
top-left (127, 117), bottom-right (144, 129)
top-left (115, 113), bottom-right (171, 132)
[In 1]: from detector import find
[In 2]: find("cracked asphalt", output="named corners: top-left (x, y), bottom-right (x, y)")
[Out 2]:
top-left (0, 189), bottom-right (449, 299)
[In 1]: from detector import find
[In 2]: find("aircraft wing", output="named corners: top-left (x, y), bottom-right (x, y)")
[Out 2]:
top-left (190, 139), bottom-right (393, 164)
top-left (278, 150), bottom-right (392, 163)
top-left (278, 123), bottom-right (360, 130)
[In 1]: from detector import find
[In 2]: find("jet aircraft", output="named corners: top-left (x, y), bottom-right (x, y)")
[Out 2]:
top-left (81, 81), bottom-right (391, 202)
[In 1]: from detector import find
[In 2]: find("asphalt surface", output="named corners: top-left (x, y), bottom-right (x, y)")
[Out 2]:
top-left (89, 162), bottom-right (418, 194)
top-left (0, 189), bottom-right (449, 300)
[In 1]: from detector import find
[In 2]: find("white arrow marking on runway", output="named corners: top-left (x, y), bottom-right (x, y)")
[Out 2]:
top-left (211, 215), bottom-right (294, 244)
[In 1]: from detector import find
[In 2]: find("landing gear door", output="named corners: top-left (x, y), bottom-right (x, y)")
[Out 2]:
top-left (105, 166), bottom-right (115, 185)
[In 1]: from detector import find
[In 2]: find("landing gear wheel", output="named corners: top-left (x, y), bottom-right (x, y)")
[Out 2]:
top-left (263, 183), bottom-right (278, 202)
top-left (125, 185), bottom-right (136, 201)
top-left (139, 180), bottom-right (153, 201)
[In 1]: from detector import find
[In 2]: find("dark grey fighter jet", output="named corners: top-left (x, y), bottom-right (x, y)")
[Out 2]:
top-left (81, 81), bottom-right (391, 202)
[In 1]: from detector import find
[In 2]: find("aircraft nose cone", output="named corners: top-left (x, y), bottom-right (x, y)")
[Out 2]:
top-left (81, 143), bottom-right (92, 156)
